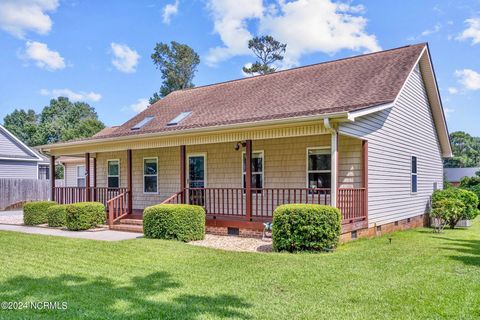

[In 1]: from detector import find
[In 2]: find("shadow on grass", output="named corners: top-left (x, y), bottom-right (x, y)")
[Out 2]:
top-left (0, 271), bottom-right (251, 319)
top-left (433, 236), bottom-right (480, 267)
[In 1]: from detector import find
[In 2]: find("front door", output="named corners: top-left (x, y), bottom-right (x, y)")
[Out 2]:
top-left (187, 155), bottom-right (206, 206)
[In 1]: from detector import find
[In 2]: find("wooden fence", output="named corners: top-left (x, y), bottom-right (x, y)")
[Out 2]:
top-left (0, 178), bottom-right (56, 210)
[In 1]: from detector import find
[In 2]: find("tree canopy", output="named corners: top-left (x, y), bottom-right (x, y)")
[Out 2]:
top-left (3, 97), bottom-right (105, 147)
top-left (242, 35), bottom-right (287, 76)
top-left (444, 131), bottom-right (480, 168)
top-left (149, 41), bottom-right (200, 104)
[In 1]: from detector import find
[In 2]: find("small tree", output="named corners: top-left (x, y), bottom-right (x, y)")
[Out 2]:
top-left (150, 41), bottom-right (200, 104)
top-left (242, 36), bottom-right (287, 76)
top-left (432, 188), bottom-right (479, 229)
top-left (431, 199), bottom-right (465, 233)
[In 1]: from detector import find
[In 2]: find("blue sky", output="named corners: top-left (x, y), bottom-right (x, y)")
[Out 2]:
top-left (0, 0), bottom-right (479, 135)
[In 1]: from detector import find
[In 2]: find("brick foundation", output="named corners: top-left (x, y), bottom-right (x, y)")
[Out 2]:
top-left (340, 214), bottom-right (427, 242)
top-left (206, 226), bottom-right (264, 238)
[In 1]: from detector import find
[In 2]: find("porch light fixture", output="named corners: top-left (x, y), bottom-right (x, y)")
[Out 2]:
top-left (234, 141), bottom-right (246, 151)
top-left (131, 116), bottom-right (154, 130)
top-left (167, 111), bottom-right (192, 126)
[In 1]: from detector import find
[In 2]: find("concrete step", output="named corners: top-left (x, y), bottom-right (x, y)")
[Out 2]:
top-left (111, 224), bottom-right (144, 233)
top-left (119, 219), bottom-right (143, 225)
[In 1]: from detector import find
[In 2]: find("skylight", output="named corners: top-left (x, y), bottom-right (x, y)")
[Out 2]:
top-left (167, 111), bottom-right (191, 126)
top-left (131, 116), bottom-right (154, 130)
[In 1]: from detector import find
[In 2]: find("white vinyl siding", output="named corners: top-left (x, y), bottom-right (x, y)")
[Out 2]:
top-left (63, 160), bottom-right (95, 187)
top-left (339, 64), bottom-right (444, 226)
top-left (0, 160), bottom-right (37, 179)
top-left (0, 130), bottom-right (35, 158)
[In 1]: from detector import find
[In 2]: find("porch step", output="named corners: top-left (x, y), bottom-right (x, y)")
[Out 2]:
top-left (119, 218), bottom-right (143, 225)
top-left (111, 224), bottom-right (144, 233)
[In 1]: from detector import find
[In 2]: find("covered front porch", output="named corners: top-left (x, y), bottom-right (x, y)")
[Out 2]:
top-left (47, 123), bottom-right (368, 234)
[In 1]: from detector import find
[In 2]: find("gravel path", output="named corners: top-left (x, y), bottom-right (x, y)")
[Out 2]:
top-left (189, 234), bottom-right (273, 252)
top-left (0, 210), bottom-right (23, 225)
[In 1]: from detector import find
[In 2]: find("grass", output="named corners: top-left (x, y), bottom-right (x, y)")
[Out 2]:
top-left (0, 223), bottom-right (479, 319)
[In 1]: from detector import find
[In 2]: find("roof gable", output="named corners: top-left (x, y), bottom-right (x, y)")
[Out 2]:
top-left (0, 125), bottom-right (42, 161)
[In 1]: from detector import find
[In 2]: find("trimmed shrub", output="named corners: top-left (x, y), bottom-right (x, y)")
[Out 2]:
top-left (23, 201), bottom-right (57, 225)
top-left (432, 188), bottom-right (479, 228)
top-left (431, 198), bottom-right (465, 232)
top-left (143, 204), bottom-right (205, 241)
top-left (272, 204), bottom-right (341, 252)
top-left (47, 204), bottom-right (68, 227)
top-left (65, 202), bottom-right (106, 231)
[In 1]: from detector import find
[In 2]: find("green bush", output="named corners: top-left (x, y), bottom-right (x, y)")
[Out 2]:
top-left (47, 204), bottom-right (68, 227)
top-left (143, 204), bottom-right (205, 241)
top-left (23, 201), bottom-right (57, 225)
top-left (272, 204), bottom-right (341, 252)
top-left (65, 202), bottom-right (106, 231)
top-left (431, 198), bottom-right (465, 231)
top-left (432, 188), bottom-right (479, 228)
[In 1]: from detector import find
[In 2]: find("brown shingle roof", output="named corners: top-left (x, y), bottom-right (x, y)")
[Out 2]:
top-left (74, 43), bottom-right (427, 141)
top-left (93, 126), bottom-right (119, 138)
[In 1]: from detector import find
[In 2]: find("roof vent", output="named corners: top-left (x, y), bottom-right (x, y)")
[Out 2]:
top-left (167, 111), bottom-right (191, 126)
top-left (131, 116), bottom-right (154, 130)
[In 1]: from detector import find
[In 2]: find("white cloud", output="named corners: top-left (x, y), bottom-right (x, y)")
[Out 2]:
top-left (205, 0), bottom-right (380, 67)
top-left (162, 0), bottom-right (179, 24)
top-left (129, 98), bottom-right (150, 113)
top-left (457, 18), bottom-right (480, 45)
top-left (205, 0), bottom-right (263, 66)
top-left (40, 88), bottom-right (102, 102)
top-left (24, 41), bottom-right (65, 70)
top-left (447, 87), bottom-right (458, 94)
top-left (455, 69), bottom-right (480, 90)
top-left (444, 107), bottom-right (454, 119)
top-left (420, 24), bottom-right (441, 37)
top-left (110, 42), bottom-right (140, 73)
top-left (0, 0), bottom-right (59, 38)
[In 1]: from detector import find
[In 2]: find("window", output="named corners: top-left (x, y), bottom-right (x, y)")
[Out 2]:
top-left (107, 160), bottom-right (120, 188)
top-left (167, 111), bottom-right (192, 126)
top-left (411, 156), bottom-right (417, 193)
top-left (144, 158), bottom-right (158, 193)
top-left (242, 151), bottom-right (263, 191)
top-left (131, 116), bottom-right (154, 130)
top-left (307, 148), bottom-right (331, 189)
top-left (77, 165), bottom-right (86, 187)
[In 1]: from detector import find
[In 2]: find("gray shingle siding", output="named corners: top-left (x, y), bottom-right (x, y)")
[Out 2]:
top-left (339, 64), bottom-right (444, 226)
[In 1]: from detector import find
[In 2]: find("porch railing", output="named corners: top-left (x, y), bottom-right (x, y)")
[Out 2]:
top-left (107, 191), bottom-right (130, 227)
top-left (172, 187), bottom-right (365, 223)
top-left (53, 187), bottom-right (128, 208)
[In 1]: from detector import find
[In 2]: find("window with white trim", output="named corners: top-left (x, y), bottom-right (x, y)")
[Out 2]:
top-left (307, 148), bottom-right (331, 189)
top-left (144, 158), bottom-right (158, 193)
top-left (411, 156), bottom-right (417, 193)
top-left (242, 151), bottom-right (263, 190)
top-left (107, 160), bottom-right (120, 188)
top-left (77, 165), bottom-right (86, 187)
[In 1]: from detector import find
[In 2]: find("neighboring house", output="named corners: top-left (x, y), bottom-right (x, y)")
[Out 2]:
top-left (39, 43), bottom-right (452, 239)
top-left (0, 124), bottom-right (49, 179)
top-left (444, 167), bottom-right (480, 186)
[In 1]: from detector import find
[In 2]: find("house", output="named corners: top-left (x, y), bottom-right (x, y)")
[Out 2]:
top-left (0, 124), bottom-right (50, 180)
top-left (38, 43), bottom-right (452, 239)
top-left (444, 167), bottom-right (480, 186)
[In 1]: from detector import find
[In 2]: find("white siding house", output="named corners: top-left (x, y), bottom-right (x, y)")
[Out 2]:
top-left (0, 125), bottom-right (49, 179)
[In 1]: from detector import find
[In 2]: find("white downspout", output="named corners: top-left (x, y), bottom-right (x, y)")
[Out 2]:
top-left (324, 118), bottom-right (338, 208)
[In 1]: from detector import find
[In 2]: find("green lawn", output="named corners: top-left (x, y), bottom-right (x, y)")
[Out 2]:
top-left (0, 223), bottom-right (479, 320)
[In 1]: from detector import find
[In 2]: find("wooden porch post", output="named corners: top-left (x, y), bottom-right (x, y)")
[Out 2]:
top-left (330, 132), bottom-right (338, 207)
top-left (85, 153), bottom-right (91, 201)
top-left (245, 140), bottom-right (252, 221)
top-left (93, 157), bottom-right (97, 201)
top-left (50, 155), bottom-right (55, 201)
top-left (180, 145), bottom-right (186, 203)
top-left (362, 140), bottom-right (368, 219)
top-left (127, 149), bottom-right (133, 214)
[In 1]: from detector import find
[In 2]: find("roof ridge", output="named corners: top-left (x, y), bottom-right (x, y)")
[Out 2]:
top-left (163, 42), bottom-right (427, 97)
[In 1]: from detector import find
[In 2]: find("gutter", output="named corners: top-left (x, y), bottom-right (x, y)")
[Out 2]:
top-left (38, 110), bottom-right (351, 152)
